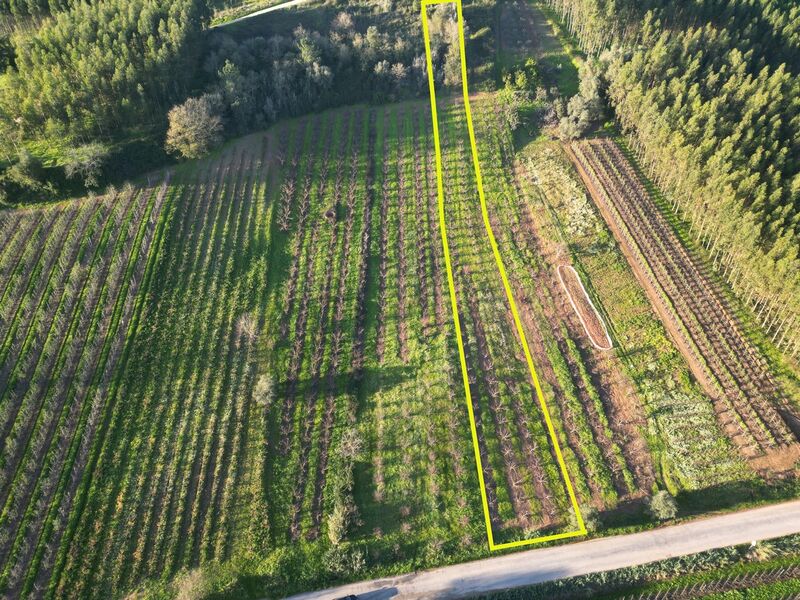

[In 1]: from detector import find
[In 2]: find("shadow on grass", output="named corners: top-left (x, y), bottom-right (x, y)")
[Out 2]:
top-left (677, 478), bottom-right (800, 517)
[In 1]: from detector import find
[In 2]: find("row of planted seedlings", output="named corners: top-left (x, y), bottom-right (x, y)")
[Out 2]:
top-left (0, 210), bottom-right (32, 297)
top-left (265, 116), bottom-right (318, 539)
top-left (0, 206), bottom-right (80, 401)
top-left (374, 107), bottom-right (426, 538)
top-left (478, 107), bottom-right (617, 507)
top-left (0, 194), bottom-right (122, 590)
top-left (0, 208), bottom-right (63, 363)
top-left (68, 158), bottom-right (221, 595)
top-left (361, 107), bottom-right (422, 544)
top-left (129, 144), bottom-right (264, 584)
top-left (476, 103), bottom-right (639, 505)
top-left (315, 107), bottom-right (396, 550)
top-left (55, 146), bottom-right (249, 598)
top-left (448, 125), bottom-right (548, 534)
top-left (193, 139), bottom-right (271, 567)
top-left (413, 102), bottom-right (482, 547)
top-left (268, 110), bottom-right (342, 542)
top-left (400, 104), bottom-right (470, 546)
top-left (306, 109), bottom-right (368, 542)
top-left (145, 154), bottom-right (257, 572)
top-left (591, 140), bottom-right (799, 466)
top-left (44, 181), bottom-right (171, 596)
top-left (584, 140), bottom-right (754, 393)
top-left (285, 112), bottom-right (343, 542)
top-left (0, 189), bottom-right (134, 592)
top-left (435, 104), bottom-right (504, 529)
top-left (162, 144), bottom-right (266, 576)
top-left (573, 141), bottom-right (785, 456)
top-left (393, 106), bottom-right (454, 547)
top-left (0, 201), bottom-right (98, 504)
top-left (42, 179), bottom-right (170, 600)
top-left (223, 135), bottom-right (276, 560)
top-left (289, 112), bottom-right (353, 542)
top-left (439, 101), bottom-right (573, 541)
top-left (592, 140), bottom-right (771, 396)
top-left (4, 177), bottom-right (170, 599)
top-left (101, 150), bottom-right (250, 592)
top-left (364, 109), bottom-right (391, 523)
top-left (443, 105), bottom-right (515, 531)
top-left (126, 158), bottom-right (241, 586)
top-left (38, 177), bottom-right (174, 599)
top-left (599, 141), bottom-right (788, 424)
top-left (0, 212), bottom-right (51, 352)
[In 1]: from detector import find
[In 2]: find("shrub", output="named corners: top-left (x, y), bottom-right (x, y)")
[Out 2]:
top-left (64, 142), bottom-right (110, 188)
top-left (323, 546), bottom-right (365, 576)
top-left (253, 374), bottom-right (275, 410)
top-left (326, 501), bottom-right (349, 546)
top-left (173, 568), bottom-right (210, 600)
top-left (647, 491), bottom-right (678, 521)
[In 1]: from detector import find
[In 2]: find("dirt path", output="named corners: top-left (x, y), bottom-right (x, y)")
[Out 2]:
top-left (212, 0), bottom-right (311, 28)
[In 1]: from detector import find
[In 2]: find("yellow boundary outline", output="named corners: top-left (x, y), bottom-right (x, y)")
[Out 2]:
top-left (421, 0), bottom-right (586, 551)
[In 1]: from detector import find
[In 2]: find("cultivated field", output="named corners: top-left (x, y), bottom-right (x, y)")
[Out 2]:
top-left (0, 96), bottom-right (795, 598)
top-left (570, 138), bottom-right (800, 470)
top-left (0, 180), bottom-right (169, 597)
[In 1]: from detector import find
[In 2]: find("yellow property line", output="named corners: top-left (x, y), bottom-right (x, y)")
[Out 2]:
top-left (420, 0), bottom-right (586, 551)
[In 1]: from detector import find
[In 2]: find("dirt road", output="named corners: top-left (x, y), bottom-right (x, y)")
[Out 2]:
top-left (213, 0), bottom-right (311, 28)
top-left (288, 499), bottom-right (800, 599)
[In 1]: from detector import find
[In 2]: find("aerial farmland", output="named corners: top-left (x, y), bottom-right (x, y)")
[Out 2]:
top-left (0, 0), bottom-right (798, 598)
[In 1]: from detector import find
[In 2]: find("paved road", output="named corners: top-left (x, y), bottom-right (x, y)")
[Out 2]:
top-left (213, 0), bottom-right (312, 28)
top-left (288, 499), bottom-right (800, 599)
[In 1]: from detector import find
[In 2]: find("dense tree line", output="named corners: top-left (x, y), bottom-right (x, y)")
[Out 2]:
top-left (0, 0), bottom-right (70, 19)
top-left (0, 0), bottom-right (486, 202)
top-left (546, 0), bottom-right (800, 355)
top-left (167, 4), bottom-right (467, 155)
top-left (0, 0), bottom-right (208, 201)
top-left (0, 0), bottom-right (208, 142)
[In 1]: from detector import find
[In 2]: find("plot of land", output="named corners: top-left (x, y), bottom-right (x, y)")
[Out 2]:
top-left (569, 138), bottom-right (800, 469)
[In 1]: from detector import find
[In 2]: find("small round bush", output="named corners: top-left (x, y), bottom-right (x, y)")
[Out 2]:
top-left (648, 490), bottom-right (678, 521)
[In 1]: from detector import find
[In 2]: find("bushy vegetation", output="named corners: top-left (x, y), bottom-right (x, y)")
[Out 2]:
top-left (0, 0), bottom-right (495, 202)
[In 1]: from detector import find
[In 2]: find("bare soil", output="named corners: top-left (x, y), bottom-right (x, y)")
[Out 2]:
top-left (558, 265), bottom-right (613, 350)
